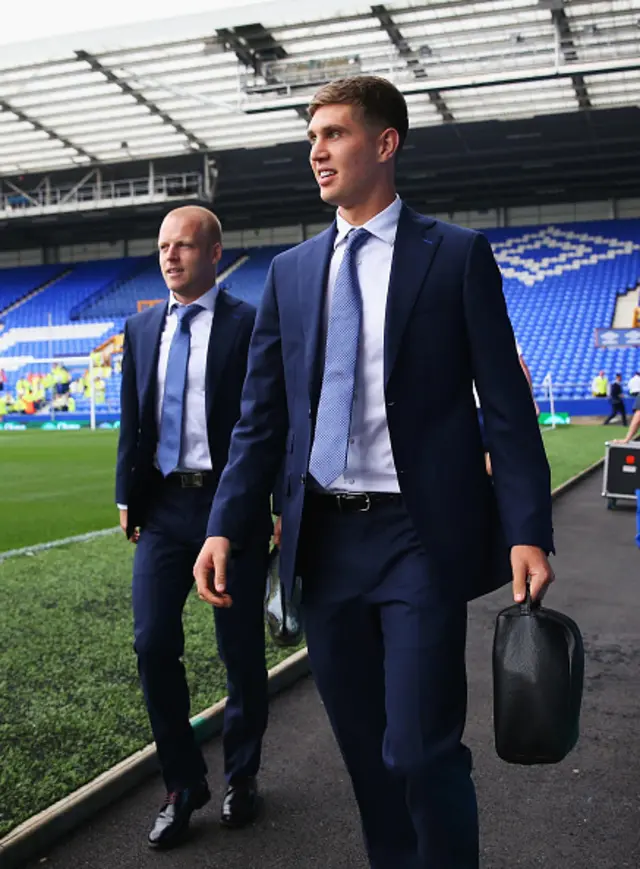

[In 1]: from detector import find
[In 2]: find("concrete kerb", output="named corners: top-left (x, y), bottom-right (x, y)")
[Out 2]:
top-left (0, 648), bottom-right (310, 869)
top-left (0, 458), bottom-right (606, 869)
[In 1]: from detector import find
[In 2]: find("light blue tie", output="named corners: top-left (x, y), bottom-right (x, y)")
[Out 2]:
top-left (157, 303), bottom-right (203, 477)
top-left (309, 227), bottom-right (370, 489)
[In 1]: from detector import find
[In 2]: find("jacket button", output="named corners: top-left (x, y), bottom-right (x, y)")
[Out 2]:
top-left (387, 400), bottom-right (395, 407)
top-left (300, 474), bottom-right (307, 485)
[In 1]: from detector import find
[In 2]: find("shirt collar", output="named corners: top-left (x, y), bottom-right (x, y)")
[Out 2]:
top-left (168, 284), bottom-right (218, 314)
top-left (334, 195), bottom-right (402, 250)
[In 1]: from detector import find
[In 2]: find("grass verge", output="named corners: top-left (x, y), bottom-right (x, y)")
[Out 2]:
top-left (541, 423), bottom-right (609, 490)
top-left (0, 535), bottom-right (300, 837)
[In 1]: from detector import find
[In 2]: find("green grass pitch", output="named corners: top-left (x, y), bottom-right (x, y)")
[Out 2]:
top-left (1, 430), bottom-right (120, 552)
top-left (0, 424), bottom-right (613, 836)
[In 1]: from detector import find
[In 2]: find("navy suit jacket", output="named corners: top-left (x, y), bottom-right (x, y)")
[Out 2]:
top-left (115, 289), bottom-right (271, 540)
top-left (208, 206), bottom-right (554, 601)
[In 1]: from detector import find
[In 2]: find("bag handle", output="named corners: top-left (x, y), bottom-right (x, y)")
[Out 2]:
top-left (520, 582), bottom-right (541, 615)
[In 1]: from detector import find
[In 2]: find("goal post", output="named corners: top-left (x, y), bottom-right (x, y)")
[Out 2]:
top-left (540, 371), bottom-right (558, 431)
top-left (0, 355), bottom-right (98, 430)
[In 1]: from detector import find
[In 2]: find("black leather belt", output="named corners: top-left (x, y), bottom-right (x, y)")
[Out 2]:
top-left (308, 491), bottom-right (403, 513)
top-left (164, 470), bottom-right (215, 489)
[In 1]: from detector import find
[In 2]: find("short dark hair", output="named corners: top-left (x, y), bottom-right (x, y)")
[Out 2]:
top-left (308, 75), bottom-right (409, 151)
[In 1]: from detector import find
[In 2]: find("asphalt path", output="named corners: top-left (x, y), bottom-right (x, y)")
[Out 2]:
top-left (22, 471), bottom-right (640, 868)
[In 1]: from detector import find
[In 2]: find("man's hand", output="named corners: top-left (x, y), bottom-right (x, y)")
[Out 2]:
top-left (273, 515), bottom-right (282, 548)
top-left (119, 508), bottom-right (139, 543)
top-left (511, 545), bottom-right (555, 603)
top-left (193, 537), bottom-right (233, 608)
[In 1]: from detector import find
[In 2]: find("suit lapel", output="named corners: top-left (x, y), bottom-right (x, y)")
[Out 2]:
top-left (384, 206), bottom-right (442, 386)
top-left (298, 224), bottom-right (337, 405)
top-left (139, 301), bottom-right (167, 432)
top-left (205, 291), bottom-right (242, 423)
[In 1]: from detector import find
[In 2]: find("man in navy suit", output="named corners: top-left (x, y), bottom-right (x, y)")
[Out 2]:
top-left (194, 78), bottom-right (555, 868)
top-left (116, 206), bottom-right (271, 849)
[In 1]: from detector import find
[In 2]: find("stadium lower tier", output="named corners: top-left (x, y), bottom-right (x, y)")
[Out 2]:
top-left (0, 219), bottom-right (639, 401)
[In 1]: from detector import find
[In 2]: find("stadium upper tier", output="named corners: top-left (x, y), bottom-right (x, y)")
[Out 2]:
top-left (0, 265), bottom-right (67, 314)
top-left (0, 220), bottom-right (639, 402)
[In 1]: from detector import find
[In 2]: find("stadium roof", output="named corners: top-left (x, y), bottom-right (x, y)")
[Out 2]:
top-left (1, 0), bottom-right (639, 177)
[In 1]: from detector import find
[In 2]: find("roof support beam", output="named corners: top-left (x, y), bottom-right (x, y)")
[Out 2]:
top-left (74, 50), bottom-right (208, 151)
top-left (551, 6), bottom-right (592, 110)
top-left (0, 100), bottom-right (98, 164)
top-left (218, 27), bottom-right (308, 121)
top-left (371, 4), bottom-right (454, 123)
top-left (243, 55), bottom-right (639, 113)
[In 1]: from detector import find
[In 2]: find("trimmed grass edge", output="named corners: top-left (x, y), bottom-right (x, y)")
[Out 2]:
top-left (0, 458), bottom-right (606, 869)
top-left (0, 648), bottom-right (310, 869)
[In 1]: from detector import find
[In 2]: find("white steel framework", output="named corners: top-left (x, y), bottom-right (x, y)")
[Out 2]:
top-left (0, 0), bottom-right (638, 175)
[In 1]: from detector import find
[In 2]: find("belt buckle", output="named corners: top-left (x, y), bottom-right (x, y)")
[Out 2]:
top-left (339, 493), bottom-right (371, 512)
top-left (181, 472), bottom-right (203, 488)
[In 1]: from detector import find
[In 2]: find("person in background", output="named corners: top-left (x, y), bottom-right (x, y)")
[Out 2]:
top-left (116, 206), bottom-right (272, 851)
top-left (194, 75), bottom-right (554, 869)
top-left (592, 369), bottom-right (609, 397)
top-left (613, 393), bottom-right (640, 444)
top-left (0, 368), bottom-right (7, 393)
top-left (627, 371), bottom-right (640, 397)
top-left (603, 373), bottom-right (627, 426)
top-left (93, 376), bottom-right (106, 405)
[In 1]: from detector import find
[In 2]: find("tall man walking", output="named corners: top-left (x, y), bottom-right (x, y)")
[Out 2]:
top-left (116, 206), bottom-right (271, 849)
top-left (194, 77), bottom-right (555, 868)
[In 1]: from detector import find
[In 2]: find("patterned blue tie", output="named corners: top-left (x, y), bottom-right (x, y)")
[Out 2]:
top-left (157, 303), bottom-right (203, 477)
top-left (309, 227), bottom-right (370, 489)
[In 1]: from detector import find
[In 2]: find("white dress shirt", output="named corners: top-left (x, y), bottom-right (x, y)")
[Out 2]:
top-left (627, 374), bottom-right (640, 395)
top-left (155, 286), bottom-right (218, 471)
top-left (321, 195), bottom-right (403, 493)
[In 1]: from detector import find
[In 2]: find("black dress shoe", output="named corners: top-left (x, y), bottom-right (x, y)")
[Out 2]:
top-left (148, 781), bottom-right (211, 849)
top-left (220, 777), bottom-right (260, 828)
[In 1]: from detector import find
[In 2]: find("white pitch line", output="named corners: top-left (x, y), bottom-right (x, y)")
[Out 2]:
top-left (0, 527), bottom-right (121, 563)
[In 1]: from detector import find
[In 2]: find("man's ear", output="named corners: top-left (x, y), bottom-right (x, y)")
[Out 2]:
top-left (378, 127), bottom-right (400, 163)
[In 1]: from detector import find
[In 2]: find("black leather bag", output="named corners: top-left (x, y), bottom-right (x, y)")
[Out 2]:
top-left (264, 546), bottom-right (304, 648)
top-left (492, 590), bottom-right (584, 764)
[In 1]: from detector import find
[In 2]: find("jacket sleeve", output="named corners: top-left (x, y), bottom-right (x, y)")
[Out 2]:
top-left (207, 261), bottom-right (289, 543)
top-left (463, 232), bottom-right (554, 554)
top-left (115, 321), bottom-right (139, 506)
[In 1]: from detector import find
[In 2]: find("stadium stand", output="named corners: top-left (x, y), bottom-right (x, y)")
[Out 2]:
top-left (0, 265), bottom-right (67, 315)
top-left (486, 220), bottom-right (640, 398)
top-left (221, 245), bottom-right (291, 307)
top-left (1, 222), bottom-right (639, 416)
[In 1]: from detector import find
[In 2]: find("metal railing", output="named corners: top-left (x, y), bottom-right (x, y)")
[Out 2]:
top-left (0, 171), bottom-right (204, 219)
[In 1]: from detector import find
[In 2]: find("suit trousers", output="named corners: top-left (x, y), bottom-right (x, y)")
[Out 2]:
top-left (132, 477), bottom-right (269, 791)
top-left (299, 497), bottom-right (478, 869)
